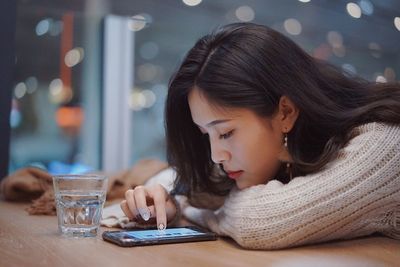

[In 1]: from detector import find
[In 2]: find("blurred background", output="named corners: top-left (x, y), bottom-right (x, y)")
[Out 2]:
top-left (9, 0), bottom-right (400, 174)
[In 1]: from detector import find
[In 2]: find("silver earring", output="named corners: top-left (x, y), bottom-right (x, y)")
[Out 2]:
top-left (284, 133), bottom-right (293, 180)
top-left (284, 133), bottom-right (288, 148)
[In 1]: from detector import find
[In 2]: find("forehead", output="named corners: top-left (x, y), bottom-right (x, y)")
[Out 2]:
top-left (188, 87), bottom-right (249, 125)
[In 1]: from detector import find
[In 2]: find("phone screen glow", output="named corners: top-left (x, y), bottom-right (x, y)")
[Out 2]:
top-left (123, 228), bottom-right (204, 240)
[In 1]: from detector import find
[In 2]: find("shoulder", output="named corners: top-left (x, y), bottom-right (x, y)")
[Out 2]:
top-left (332, 122), bottom-right (400, 163)
top-left (350, 122), bottom-right (400, 142)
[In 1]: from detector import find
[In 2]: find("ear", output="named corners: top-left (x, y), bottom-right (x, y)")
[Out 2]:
top-left (277, 96), bottom-right (299, 133)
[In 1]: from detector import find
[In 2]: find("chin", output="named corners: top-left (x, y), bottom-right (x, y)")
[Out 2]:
top-left (235, 181), bottom-right (252, 190)
top-left (236, 179), bottom-right (266, 190)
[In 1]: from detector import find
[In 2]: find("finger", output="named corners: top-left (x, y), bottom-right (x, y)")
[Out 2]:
top-left (120, 200), bottom-right (134, 220)
top-left (133, 186), bottom-right (151, 221)
top-left (151, 185), bottom-right (168, 230)
top-left (145, 205), bottom-right (156, 219)
top-left (125, 189), bottom-right (139, 218)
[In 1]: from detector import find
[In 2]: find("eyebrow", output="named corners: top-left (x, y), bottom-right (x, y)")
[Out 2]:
top-left (206, 119), bottom-right (231, 127)
top-left (193, 119), bottom-right (232, 130)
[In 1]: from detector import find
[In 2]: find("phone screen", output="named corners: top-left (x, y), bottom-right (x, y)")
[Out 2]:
top-left (102, 226), bottom-right (217, 247)
top-left (123, 227), bottom-right (205, 239)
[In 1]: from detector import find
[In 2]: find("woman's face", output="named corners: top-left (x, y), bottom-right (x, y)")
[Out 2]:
top-left (188, 88), bottom-right (289, 189)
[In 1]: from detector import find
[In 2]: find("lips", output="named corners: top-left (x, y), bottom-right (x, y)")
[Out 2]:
top-left (226, 170), bottom-right (243, 179)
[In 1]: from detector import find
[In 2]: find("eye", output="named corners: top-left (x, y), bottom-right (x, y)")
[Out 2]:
top-left (219, 130), bottom-right (234, 140)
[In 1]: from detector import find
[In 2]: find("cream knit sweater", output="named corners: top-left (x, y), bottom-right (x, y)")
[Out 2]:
top-left (171, 122), bottom-right (400, 250)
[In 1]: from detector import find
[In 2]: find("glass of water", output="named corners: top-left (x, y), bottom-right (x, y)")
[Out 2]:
top-left (52, 174), bottom-right (108, 237)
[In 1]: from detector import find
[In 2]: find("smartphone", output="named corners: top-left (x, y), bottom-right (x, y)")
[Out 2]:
top-left (102, 226), bottom-right (217, 247)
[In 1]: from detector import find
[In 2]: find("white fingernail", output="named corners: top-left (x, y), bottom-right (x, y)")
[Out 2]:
top-left (138, 207), bottom-right (150, 221)
top-left (158, 223), bottom-right (165, 231)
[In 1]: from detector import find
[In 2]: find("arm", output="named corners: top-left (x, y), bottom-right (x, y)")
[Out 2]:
top-left (181, 123), bottom-right (400, 249)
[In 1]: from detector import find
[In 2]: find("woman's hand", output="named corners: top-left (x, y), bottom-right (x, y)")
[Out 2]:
top-left (120, 184), bottom-right (177, 230)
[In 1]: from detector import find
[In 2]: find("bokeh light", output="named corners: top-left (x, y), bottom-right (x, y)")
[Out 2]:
top-left (346, 3), bottom-right (362, 18)
top-left (49, 20), bottom-right (63, 36)
top-left (137, 63), bottom-right (158, 82)
top-left (375, 75), bottom-right (387, 83)
top-left (10, 99), bottom-right (22, 129)
top-left (235, 6), bottom-right (255, 22)
top-left (128, 89), bottom-right (157, 111)
top-left (129, 90), bottom-right (146, 111)
top-left (142, 89), bottom-right (157, 108)
top-left (284, 18), bottom-right (302, 35)
top-left (368, 42), bottom-right (381, 58)
top-left (65, 47), bottom-right (85, 67)
top-left (326, 31), bottom-right (346, 58)
top-left (394, 17), bottom-right (400, 31)
top-left (182, 0), bottom-right (202, 7)
top-left (35, 19), bottom-right (50, 36)
top-left (313, 43), bottom-right (332, 60)
top-left (332, 46), bottom-right (346, 57)
top-left (384, 67), bottom-right (396, 81)
top-left (129, 14), bottom-right (152, 31)
top-left (25, 76), bottom-right (38, 94)
top-left (358, 0), bottom-right (374, 15)
top-left (139, 42), bottom-right (159, 60)
top-left (14, 82), bottom-right (27, 99)
top-left (327, 31), bottom-right (343, 48)
top-left (48, 78), bottom-right (73, 104)
top-left (55, 106), bottom-right (84, 128)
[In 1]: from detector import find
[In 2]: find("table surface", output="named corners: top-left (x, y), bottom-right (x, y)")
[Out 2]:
top-left (1, 201), bottom-right (399, 267)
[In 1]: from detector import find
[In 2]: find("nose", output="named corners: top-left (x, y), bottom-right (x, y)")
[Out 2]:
top-left (210, 138), bottom-right (230, 164)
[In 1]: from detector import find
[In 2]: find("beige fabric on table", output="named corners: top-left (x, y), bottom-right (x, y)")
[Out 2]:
top-left (0, 167), bottom-right (52, 202)
top-left (0, 167), bottom-right (57, 215)
top-left (101, 203), bottom-right (138, 229)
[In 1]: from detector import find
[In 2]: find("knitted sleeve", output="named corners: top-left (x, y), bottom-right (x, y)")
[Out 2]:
top-left (180, 122), bottom-right (400, 249)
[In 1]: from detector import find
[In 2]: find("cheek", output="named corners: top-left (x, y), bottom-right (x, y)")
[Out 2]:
top-left (250, 130), bottom-right (280, 158)
top-left (240, 129), bottom-right (282, 173)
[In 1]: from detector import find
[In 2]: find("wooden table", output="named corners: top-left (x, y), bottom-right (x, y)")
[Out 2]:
top-left (1, 201), bottom-right (399, 267)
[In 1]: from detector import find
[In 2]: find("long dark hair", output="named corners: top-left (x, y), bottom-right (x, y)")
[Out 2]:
top-left (165, 23), bottom-right (400, 197)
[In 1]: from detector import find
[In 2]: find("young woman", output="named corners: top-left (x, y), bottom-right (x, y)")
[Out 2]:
top-left (120, 23), bottom-right (400, 249)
